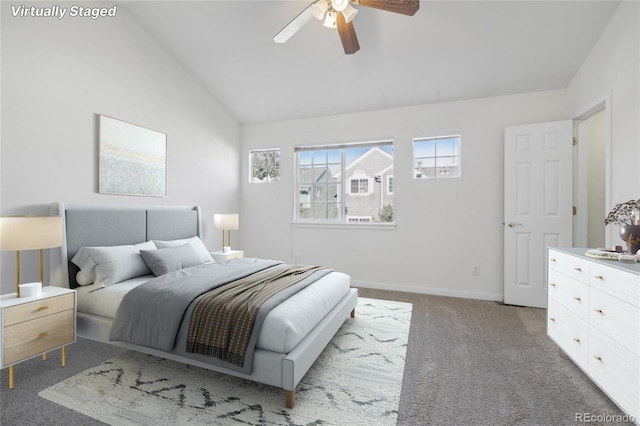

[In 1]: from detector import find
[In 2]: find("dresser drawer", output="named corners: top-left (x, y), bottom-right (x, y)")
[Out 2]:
top-left (590, 287), bottom-right (640, 357)
top-left (590, 262), bottom-right (640, 307)
top-left (547, 298), bottom-right (589, 368)
top-left (3, 293), bottom-right (75, 327)
top-left (548, 269), bottom-right (590, 321)
top-left (589, 326), bottom-right (640, 420)
top-left (548, 250), bottom-right (590, 284)
top-left (3, 309), bottom-right (75, 365)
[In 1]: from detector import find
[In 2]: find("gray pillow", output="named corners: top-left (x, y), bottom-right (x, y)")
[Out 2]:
top-left (141, 244), bottom-right (203, 276)
top-left (152, 236), bottom-right (214, 264)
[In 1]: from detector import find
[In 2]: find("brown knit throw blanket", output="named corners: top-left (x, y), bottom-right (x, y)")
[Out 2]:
top-left (186, 264), bottom-right (326, 367)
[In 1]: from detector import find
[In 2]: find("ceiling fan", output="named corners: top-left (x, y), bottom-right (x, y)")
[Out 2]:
top-left (273, 0), bottom-right (419, 55)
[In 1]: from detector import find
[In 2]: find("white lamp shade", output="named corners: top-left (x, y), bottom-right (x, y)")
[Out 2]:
top-left (213, 214), bottom-right (239, 231)
top-left (311, 0), bottom-right (329, 20)
top-left (323, 11), bottom-right (337, 28)
top-left (0, 216), bottom-right (63, 251)
top-left (342, 3), bottom-right (358, 23)
top-left (331, 0), bottom-right (349, 12)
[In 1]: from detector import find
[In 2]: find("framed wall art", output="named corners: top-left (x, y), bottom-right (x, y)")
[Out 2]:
top-left (99, 114), bottom-right (167, 197)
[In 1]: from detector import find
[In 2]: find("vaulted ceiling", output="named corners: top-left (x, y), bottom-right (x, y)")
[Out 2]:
top-left (123, 1), bottom-right (620, 124)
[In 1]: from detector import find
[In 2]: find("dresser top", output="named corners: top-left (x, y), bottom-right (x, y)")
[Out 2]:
top-left (550, 247), bottom-right (640, 276)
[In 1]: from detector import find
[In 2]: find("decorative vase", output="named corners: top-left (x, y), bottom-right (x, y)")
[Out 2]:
top-left (619, 224), bottom-right (640, 253)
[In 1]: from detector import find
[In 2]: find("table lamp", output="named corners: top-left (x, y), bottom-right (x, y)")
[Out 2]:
top-left (213, 213), bottom-right (239, 252)
top-left (0, 216), bottom-right (64, 297)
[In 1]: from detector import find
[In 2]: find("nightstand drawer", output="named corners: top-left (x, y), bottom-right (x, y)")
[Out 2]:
top-left (3, 309), bottom-right (74, 365)
top-left (210, 250), bottom-right (244, 261)
top-left (4, 293), bottom-right (74, 327)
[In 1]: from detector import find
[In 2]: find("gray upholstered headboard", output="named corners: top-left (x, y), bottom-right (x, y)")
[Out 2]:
top-left (49, 202), bottom-right (203, 289)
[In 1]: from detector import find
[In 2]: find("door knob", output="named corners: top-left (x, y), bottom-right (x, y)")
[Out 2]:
top-left (507, 221), bottom-right (522, 227)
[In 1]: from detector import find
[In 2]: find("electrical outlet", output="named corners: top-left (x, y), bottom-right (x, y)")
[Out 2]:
top-left (472, 265), bottom-right (480, 275)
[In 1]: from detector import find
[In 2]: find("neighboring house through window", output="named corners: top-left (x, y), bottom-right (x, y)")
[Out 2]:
top-left (295, 141), bottom-right (394, 223)
top-left (250, 149), bottom-right (280, 183)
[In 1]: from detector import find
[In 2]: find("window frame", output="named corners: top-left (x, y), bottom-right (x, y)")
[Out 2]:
top-left (249, 148), bottom-right (281, 183)
top-left (294, 140), bottom-right (394, 225)
top-left (413, 135), bottom-right (461, 179)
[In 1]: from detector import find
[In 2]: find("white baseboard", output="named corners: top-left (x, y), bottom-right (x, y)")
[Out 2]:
top-left (352, 279), bottom-right (504, 303)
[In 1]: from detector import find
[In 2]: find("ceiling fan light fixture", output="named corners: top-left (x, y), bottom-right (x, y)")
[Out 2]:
top-left (331, 0), bottom-right (349, 12)
top-left (323, 10), bottom-right (338, 28)
top-left (311, 0), bottom-right (329, 20)
top-left (342, 3), bottom-right (358, 23)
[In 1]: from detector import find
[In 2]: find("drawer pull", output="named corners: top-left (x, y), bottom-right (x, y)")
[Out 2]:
top-left (594, 275), bottom-right (603, 280)
top-left (573, 337), bottom-right (580, 343)
top-left (573, 297), bottom-right (581, 302)
top-left (574, 267), bottom-right (582, 272)
top-left (593, 355), bottom-right (602, 361)
top-left (38, 332), bottom-right (49, 338)
top-left (37, 306), bottom-right (49, 311)
top-left (594, 308), bottom-right (603, 314)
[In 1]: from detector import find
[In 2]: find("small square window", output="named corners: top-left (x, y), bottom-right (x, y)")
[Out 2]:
top-left (413, 135), bottom-right (460, 179)
top-left (250, 149), bottom-right (280, 183)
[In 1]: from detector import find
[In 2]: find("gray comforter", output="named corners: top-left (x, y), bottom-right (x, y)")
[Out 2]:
top-left (109, 258), bottom-right (331, 374)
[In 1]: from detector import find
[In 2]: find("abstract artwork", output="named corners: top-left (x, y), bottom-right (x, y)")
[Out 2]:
top-left (99, 114), bottom-right (167, 197)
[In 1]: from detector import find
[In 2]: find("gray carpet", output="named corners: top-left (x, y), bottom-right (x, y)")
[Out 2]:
top-left (38, 298), bottom-right (410, 425)
top-left (0, 288), bottom-right (632, 425)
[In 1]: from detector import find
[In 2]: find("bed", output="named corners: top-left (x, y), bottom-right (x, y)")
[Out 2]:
top-left (48, 202), bottom-right (358, 408)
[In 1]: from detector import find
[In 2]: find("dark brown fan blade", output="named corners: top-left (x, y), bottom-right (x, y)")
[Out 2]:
top-left (357, 0), bottom-right (419, 16)
top-left (337, 13), bottom-right (360, 54)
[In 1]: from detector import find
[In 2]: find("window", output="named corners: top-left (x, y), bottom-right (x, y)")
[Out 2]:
top-left (295, 141), bottom-right (393, 223)
top-left (348, 171), bottom-right (370, 195)
top-left (413, 135), bottom-right (460, 178)
top-left (250, 149), bottom-right (280, 182)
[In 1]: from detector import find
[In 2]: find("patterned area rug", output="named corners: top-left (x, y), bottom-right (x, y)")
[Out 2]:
top-left (39, 298), bottom-right (411, 425)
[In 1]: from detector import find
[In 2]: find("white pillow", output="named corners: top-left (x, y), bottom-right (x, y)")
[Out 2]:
top-left (71, 241), bottom-right (156, 286)
top-left (75, 271), bottom-right (93, 286)
top-left (152, 236), bottom-right (213, 264)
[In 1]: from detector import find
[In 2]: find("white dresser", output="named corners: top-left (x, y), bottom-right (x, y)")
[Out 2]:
top-left (547, 248), bottom-right (639, 422)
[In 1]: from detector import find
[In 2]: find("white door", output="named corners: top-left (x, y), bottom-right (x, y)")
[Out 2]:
top-left (504, 121), bottom-right (573, 308)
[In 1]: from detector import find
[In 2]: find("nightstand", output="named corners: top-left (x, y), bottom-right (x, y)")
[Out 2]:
top-left (210, 250), bottom-right (244, 261)
top-left (0, 286), bottom-right (76, 389)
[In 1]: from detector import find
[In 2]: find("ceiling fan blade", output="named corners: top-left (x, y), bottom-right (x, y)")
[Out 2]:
top-left (273, 3), bottom-right (315, 43)
top-left (357, 0), bottom-right (419, 16)
top-left (337, 13), bottom-right (360, 55)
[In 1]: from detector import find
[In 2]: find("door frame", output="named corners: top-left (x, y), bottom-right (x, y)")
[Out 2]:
top-left (572, 91), bottom-right (613, 248)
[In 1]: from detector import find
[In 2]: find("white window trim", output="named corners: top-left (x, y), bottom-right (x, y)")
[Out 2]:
top-left (249, 148), bottom-right (280, 183)
top-left (294, 140), bottom-right (394, 224)
top-left (413, 134), bottom-right (461, 180)
top-left (347, 216), bottom-right (373, 222)
top-left (347, 175), bottom-right (372, 196)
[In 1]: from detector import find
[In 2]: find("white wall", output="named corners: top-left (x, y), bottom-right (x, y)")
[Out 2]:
top-left (0, 2), bottom-right (241, 293)
top-left (241, 1), bottom-right (639, 302)
top-left (241, 91), bottom-right (569, 300)
top-left (567, 1), bottom-right (640, 246)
